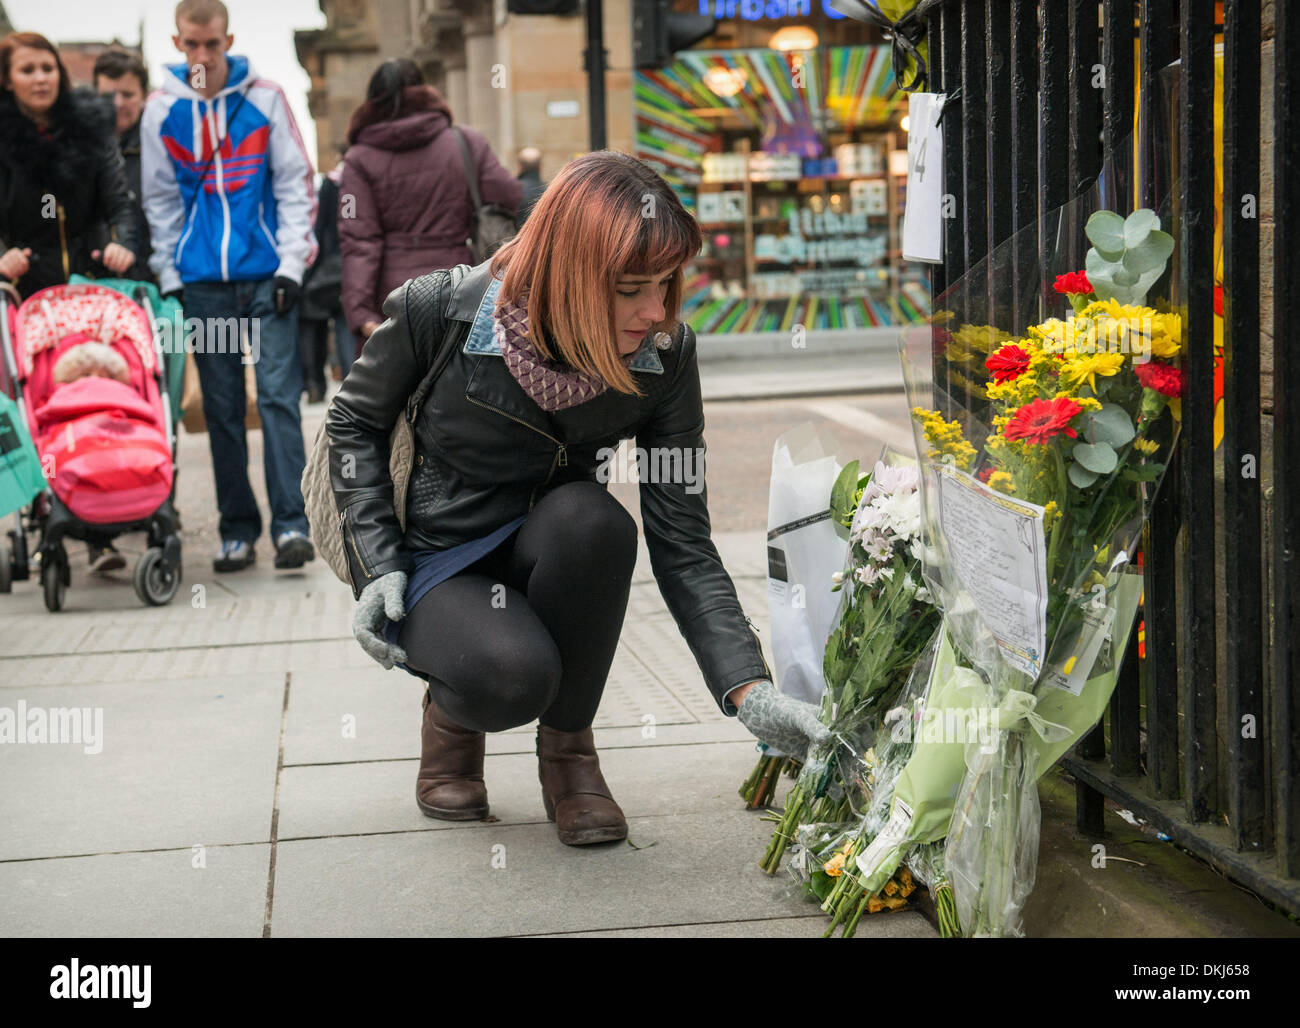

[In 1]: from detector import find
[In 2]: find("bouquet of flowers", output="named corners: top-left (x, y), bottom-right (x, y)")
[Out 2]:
top-left (886, 206), bottom-right (1178, 937)
top-left (759, 452), bottom-right (942, 874)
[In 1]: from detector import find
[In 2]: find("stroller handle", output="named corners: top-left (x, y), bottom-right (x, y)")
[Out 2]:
top-left (134, 288), bottom-right (175, 449)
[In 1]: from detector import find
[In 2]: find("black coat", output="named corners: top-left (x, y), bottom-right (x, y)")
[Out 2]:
top-left (0, 88), bottom-right (139, 299)
top-left (326, 261), bottom-right (771, 713)
top-left (103, 118), bottom-right (154, 284)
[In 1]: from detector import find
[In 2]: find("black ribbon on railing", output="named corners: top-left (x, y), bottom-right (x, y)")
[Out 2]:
top-left (829, 0), bottom-right (930, 92)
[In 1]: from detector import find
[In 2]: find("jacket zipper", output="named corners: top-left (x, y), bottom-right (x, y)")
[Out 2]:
top-left (56, 204), bottom-right (69, 280)
top-left (745, 615), bottom-right (774, 681)
top-left (340, 509), bottom-right (373, 582)
top-left (465, 393), bottom-right (568, 508)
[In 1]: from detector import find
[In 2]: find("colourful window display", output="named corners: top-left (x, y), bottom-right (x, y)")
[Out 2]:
top-left (635, 41), bottom-right (930, 337)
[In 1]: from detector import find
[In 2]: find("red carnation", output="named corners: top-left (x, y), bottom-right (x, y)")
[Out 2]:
top-left (1003, 397), bottom-right (1084, 445)
top-left (978, 466), bottom-right (995, 483)
top-left (1053, 271), bottom-right (1093, 295)
top-left (985, 344), bottom-right (1032, 383)
top-left (1134, 360), bottom-right (1185, 397)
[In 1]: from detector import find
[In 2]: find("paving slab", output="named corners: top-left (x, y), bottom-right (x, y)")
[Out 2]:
top-left (0, 674), bottom-right (283, 860)
top-left (268, 808), bottom-right (936, 937)
top-left (276, 738), bottom-right (761, 840)
top-left (3, 639), bottom-right (370, 690)
top-left (281, 643), bottom-right (717, 767)
top-left (0, 844), bottom-right (269, 937)
top-left (533, 912), bottom-right (933, 938)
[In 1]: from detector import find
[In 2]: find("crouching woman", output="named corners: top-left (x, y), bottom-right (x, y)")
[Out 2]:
top-left (326, 150), bottom-right (826, 846)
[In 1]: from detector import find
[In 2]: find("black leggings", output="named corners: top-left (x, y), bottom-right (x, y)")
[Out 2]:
top-left (398, 481), bottom-right (638, 734)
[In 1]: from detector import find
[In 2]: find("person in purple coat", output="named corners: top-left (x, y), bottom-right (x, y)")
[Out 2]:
top-left (339, 60), bottom-right (522, 347)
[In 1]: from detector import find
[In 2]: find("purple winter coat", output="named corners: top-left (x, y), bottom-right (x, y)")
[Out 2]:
top-left (339, 109), bottom-right (522, 335)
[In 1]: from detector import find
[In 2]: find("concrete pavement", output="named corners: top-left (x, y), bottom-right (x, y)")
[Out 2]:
top-left (0, 365), bottom-right (935, 938)
top-left (3, 350), bottom-right (1294, 938)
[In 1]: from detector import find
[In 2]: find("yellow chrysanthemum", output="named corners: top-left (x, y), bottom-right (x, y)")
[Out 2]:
top-left (1133, 437), bottom-right (1160, 454)
top-left (1080, 298), bottom-right (1156, 322)
top-left (1028, 318), bottom-right (1074, 351)
top-left (1148, 313), bottom-right (1182, 358)
top-left (1043, 500), bottom-right (1062, 525)
top-left (1061, 352), bottom-right (1126, 393)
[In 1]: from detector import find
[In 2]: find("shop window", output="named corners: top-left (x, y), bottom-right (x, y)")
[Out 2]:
top-left (636, 43), bottom-right (929, 336)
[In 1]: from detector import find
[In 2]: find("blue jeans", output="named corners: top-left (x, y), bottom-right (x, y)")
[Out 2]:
top-left (183, 279), bottom-right (309, 544)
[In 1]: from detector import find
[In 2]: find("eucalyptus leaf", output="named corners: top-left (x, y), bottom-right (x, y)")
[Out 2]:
top-left (1073, 440), bottom-right (1119, 473)
top-left (1069, 462), bottom-right (1101, 488)
top-left (1111, 265), bottom-right (1139, 287)
top-left (1126, 230), bottom-right (1175, 273)
top-left (1086, 210), bottom-right (1126, 257)
top-left (1090, 403), bottom-right (1136, 446)
top-left (1123, 209), bottom-right (1160, 246)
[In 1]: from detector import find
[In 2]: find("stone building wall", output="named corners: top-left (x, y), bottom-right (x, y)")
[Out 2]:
top-left (297, 0), bottom-right (635, 183)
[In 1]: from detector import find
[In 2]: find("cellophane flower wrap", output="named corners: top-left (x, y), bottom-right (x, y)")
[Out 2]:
top-left (759, 448), bottom-right (942, 878)
top-left (888, 193), bottom-right (1181, 937)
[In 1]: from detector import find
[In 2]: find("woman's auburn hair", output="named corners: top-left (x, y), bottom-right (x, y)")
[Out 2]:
top-left (489, 150), bottom-right (702, 398)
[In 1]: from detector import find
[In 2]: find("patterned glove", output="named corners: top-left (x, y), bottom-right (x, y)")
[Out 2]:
top-left (353, 571), bottom-right (408, 670)
top-left (736, 680), bottom-right (831, 763)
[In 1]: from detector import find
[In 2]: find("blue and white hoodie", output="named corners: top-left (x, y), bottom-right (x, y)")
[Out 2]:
top-left (140, 55), bottom-right (317, 293)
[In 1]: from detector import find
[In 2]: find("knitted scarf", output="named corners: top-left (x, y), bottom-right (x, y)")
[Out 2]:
top-left (494, 293), bottom-right (639, 412)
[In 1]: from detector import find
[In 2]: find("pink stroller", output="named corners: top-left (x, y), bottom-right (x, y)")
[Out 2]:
top-left (0, 282), bottom-right (181, 610)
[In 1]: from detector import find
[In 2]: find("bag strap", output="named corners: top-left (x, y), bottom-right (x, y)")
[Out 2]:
top-left (401, 265), bottom-right (468, 424)
top-left (183, 87), bottom-right (250, 228)
top-left (451, 126), bottom-right (484, 212)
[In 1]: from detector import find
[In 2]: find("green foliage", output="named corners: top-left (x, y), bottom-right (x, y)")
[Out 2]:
top-left (1084, 209), bottom-right (1175, 306)
top-left (829, 460), bottom-right (864, 540)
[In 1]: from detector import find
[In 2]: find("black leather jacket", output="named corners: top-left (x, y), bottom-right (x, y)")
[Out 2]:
top-left (326, 261), bottom-right (771, 713)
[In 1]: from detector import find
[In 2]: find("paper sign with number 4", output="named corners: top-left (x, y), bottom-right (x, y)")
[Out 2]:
top-left (903, 92), bottom-right (946, 264)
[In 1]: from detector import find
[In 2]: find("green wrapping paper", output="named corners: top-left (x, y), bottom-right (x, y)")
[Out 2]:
top-left (854, 570), bottom-right (1142, 900)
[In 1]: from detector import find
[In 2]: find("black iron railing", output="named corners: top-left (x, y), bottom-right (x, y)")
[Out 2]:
top-left (914, 0), bottom-right (1298, 915)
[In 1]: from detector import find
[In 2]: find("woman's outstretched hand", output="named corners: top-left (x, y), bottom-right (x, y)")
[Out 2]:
top-left (353, 570), bottom-right (409, 669)
top-left (736, 680), bottom-right (830, 763)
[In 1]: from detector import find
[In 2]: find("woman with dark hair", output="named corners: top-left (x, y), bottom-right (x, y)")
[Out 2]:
top-left (1, 32), bottom-right (140, 575)
top-left (0, 32), bottom-right (138, 299)
top-left (326, 151), bottom-right (827, 848)
top-left (339, 59), bottom-right (521, 346)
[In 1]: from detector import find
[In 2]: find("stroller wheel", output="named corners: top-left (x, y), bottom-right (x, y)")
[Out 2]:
top-left (134, 546), bottom-right (181, 606)
top-left (42, 546), bottom-right (68, 612)
top-left (0, 540), bottom-right (11, 593)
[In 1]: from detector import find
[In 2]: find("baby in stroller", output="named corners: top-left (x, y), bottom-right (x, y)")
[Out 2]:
top-left (50, 335), bottom-right (134, 570)
top-left (3, 281), bottom-right (181, 610)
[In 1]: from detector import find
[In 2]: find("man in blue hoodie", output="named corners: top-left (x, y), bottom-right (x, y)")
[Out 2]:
top-left (141, 0), bottom-right (318, 572)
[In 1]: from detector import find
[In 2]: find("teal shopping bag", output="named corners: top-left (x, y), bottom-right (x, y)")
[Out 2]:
top-left (0, 391), bottom-right (46, 518)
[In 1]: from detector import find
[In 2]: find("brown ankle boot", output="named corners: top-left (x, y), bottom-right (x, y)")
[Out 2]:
top-left (536, 724), bottom-right (627, 846)
top-left (417, 690), bottom-right (489, 820)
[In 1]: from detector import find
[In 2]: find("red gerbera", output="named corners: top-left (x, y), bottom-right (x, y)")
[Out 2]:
top-left (1053, 271), bottom-right (1093, 295)
top-left (985, 343), bottom-right (1032, 383)
top-left (1003, 397), bottom-right (1083, 445)
top-left (1134, 359), bottom-right (1185, 397)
